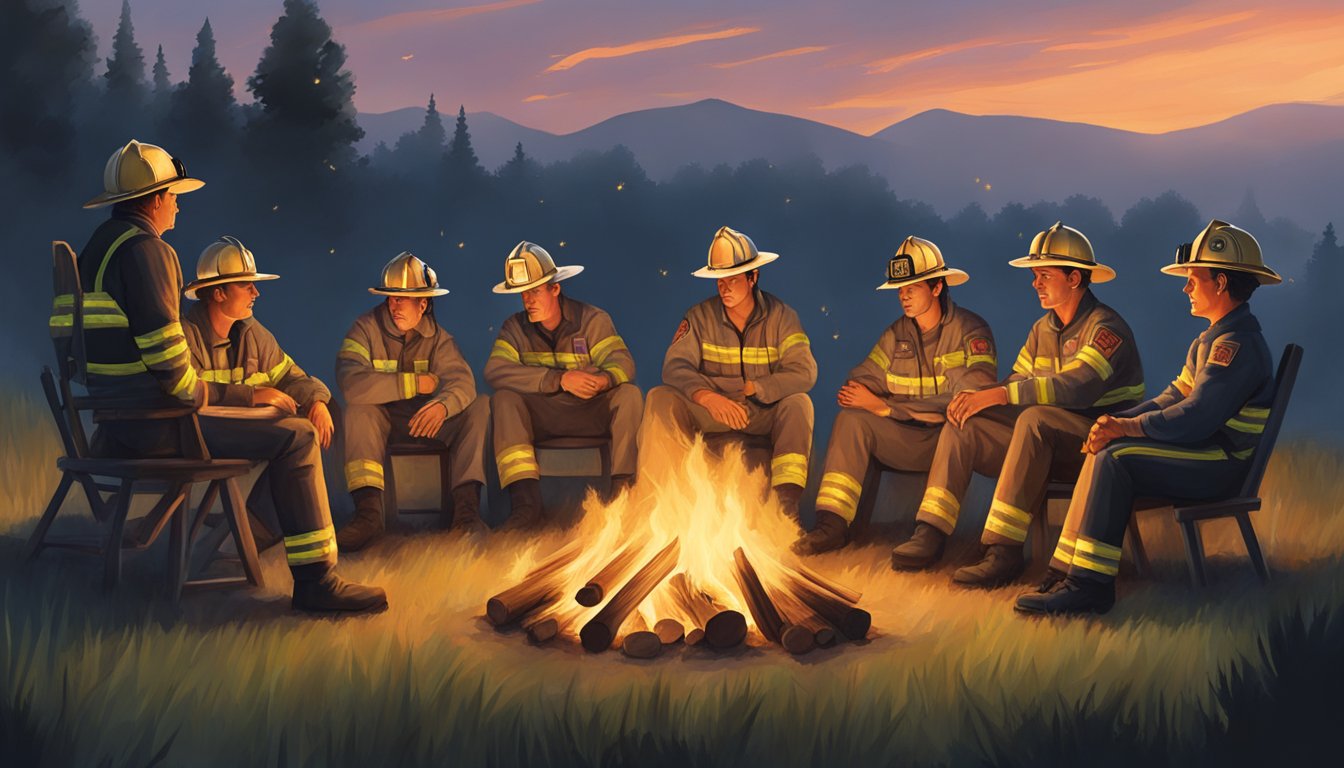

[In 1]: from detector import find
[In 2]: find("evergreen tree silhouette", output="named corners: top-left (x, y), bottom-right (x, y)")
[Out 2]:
top-left (150, 44), bottom-right (171, 121)
top-left (444, 105), bottom-right (484, 183)
top-left (246, 0), bottom-right (363, 182)
top-left (390, 93), bottom-right (446, 178)
top-left (168, 18), bottom-right (237, 161)
top-left (1305, 222), bottom-right (1340, 288)
top-left (104, 0), bottom-right (146, 106)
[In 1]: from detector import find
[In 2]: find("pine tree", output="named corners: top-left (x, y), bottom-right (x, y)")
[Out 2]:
top-left (499, 141), bottom-right (539, 185)
top-left (390, 93), bottom-right (446, 177)
top-left (104, 0), bottom-right (146, 105)
top-left (167, 18), bottom-right (237, 158)
top-left (1233, 189), bottom-right (1268, 232)
top-left (1305, 222), bottom-right (1341, 289)
top-left (444, 105), bottom-right (482, 180)
top-left (150, 44), bottom-right (171, 119)
top-left (418, 93), bottom-right (446, 151)
top-left (246, 0), bottom-right (363, 179)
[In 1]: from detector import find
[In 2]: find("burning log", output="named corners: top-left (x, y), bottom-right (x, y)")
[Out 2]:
top-left (782, 574), bottom-right (871, 642)
top-left (664, 572), bottom-right (748, 649)
top-left (524, 616), bottom-right (558, 644)
top-left (580, 538), bottom-right (681, 653)
top-left (485, 541), bottom-right (583, 627)
top-left (704, 611), bottom-right (748, 649)
top-left (623, 631), bottom-right (663, 659)
top-left (731, 547), bottom-right (785, 644)
top-left (576, 540), bottom-right (648, 607)
top-left (685, 628), bottom-right (706, 646)
top-left (655, 618), bottom-right (684, 645)
top-left (770, 587), bottom-right (838, 655)
top-left (787, 560), bottom-right (862, 604)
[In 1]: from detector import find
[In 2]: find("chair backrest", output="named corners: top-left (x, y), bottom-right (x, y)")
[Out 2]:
top-left (50, 241), bottom-right (87, 386)
top-left (1239, 343), bottom-right (1303, 497)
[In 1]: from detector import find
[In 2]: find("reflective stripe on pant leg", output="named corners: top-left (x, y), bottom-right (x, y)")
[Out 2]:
top-left (916, 486), bottom-right (960, 533)
top-left (816, 471), bottom-right (863, 523)
top-left (496, 443), bottom-right (540, 487)
top-left (770, 452), bottom-right (808, 488)
top-left (344, 459), bottom-right (385, 491)
top-left (984, 497), bottom-right (1032, 543)
top-left (1071, 535), bottom-right (1121, 578)
top-left (285, 524), bottom-right (337, 566)
top-left (1050, 533), bottom-right (1076, 572)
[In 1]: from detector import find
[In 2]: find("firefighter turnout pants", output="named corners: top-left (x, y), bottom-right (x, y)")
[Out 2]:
top-left (492, 384), bottom-right (643, 488)
top-left (343, 395), bottom-right (489, 493)
top-left (815, 409), bottom-right (942, 524)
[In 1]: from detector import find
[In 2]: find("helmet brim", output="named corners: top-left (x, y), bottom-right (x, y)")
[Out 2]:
top-left (876, 267), bottom-right (969, 291)
top-left (691, 251), bottom-right (779, 279)
top-left (184, 273), bottom-right (280, 301)
top-left (369, 287), bottom-right (450, 298)
top-left (1159, 261), bottom-right (1282, 285)
top-left (83, 177), bottom-right (205, 210)
top-left (1008, 256), bottom-right (1116, 283)
top-left (492, 264), bottom-right (583, 294)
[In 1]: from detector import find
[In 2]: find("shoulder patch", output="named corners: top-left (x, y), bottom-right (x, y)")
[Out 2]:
top-left (968, 337), bottom-right (992, 356)
top-left (672, 318), bottom-right (690, 344)
top-left (1090, 326), bottom-right (1123, 359)
top-left (1210, 340), bottom-right (1240, 366)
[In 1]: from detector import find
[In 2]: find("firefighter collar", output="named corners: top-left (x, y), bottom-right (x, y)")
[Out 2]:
top-left (1202, 302), bottom-right (1258, 341)
top-left (715, 287), bottom-right (768, 330)
top-left (1045, 288), bottom-right (1098, 333)
top-left (530, 294), bottom-right (581, 338)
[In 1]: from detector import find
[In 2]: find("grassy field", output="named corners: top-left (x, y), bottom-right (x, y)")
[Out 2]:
top-left (2, 390), bottom-right (1343, 767)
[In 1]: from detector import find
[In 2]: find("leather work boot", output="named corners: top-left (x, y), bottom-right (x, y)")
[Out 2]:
top-left (791, 510), bottom-right (849, 555)
top-left (504, 478), bottom-right (543, 529)
top-left (336, 487), bottom-right (385, 552)
top-left (292, 567), bottom-right (388, 614)
top-left (890, 522), bottom-right (948, 570)
top-left (1014, 575), bottom-right (1115, 616)
top-left (448, 482), bottom-right (488, 537)
top-left (952, 544), bottom-right (1026, 588)
top-left (774, 483), bottom-right (805, 521)
top-left (1035, 567), bottom-right (1067, 594)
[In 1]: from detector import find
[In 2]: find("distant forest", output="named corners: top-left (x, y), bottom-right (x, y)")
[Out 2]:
top-left (3, 0), bottom-right (1341, 442)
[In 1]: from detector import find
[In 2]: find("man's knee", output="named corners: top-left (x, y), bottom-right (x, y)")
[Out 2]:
top-left (463, 394), bottom-right (491, 425)
top-left (343, 403), bottom-right (385, 433)
top-left (491, 389), bottom-right (525, 420)
top-left (609, 382), bottom-right (643, 411)
top-left (644, 385), bottom-right (683, 419)
top-left (776, 393), bottom-right (814, 426)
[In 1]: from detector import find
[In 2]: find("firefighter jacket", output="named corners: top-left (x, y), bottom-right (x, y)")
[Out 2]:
top-left (51, 212), bottom-right (218, 406)
top-left (1003, 289), bottom-right (1144, 416)
top-left (485, 295), bottom-right (635, 393)
top-left (849, 302), bottom-right (997, 421)
top-left (662, 289), bottom-right (816, 404)
top-left (182, 303), bottom-right (331, 409)
top-left (336, 304), bottom-right (476, 417)
top-left (1116, 302), bottom-right (1272, 459)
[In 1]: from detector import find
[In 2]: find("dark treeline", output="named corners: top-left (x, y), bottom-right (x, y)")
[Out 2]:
top-left (3, 0), bottom-right (1340, 447)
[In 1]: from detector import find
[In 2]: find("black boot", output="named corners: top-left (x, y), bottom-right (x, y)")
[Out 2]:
top-left (1014, 575), bottom-right (1115, 616)
top-left (890, 522), bottom-right (948, 570)
top-left (448, 482), bottom-right (488, 537)
top-left (1035, 567), bottom-right (1067, 594)
top-left (291, 563), bottom-right (388, 614)
top-left (792, 510), bottom-right (849, 555)
top-left (504, 479), bottom-right (543, 529)
top-left (774, 483), bottom-right (805, 521)
top-left (337, 487), bottom-right (385, 552)
top-left (952, 544), bottom-right (1026, 588)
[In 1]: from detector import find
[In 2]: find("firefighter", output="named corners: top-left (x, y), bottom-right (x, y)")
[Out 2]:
top-left (335, 252), bottom-right (489, 550)
top-left (644, 226), bottom-right (817, 519)
top-left (890, 222), bottom-right (1145, 582)
top-left (181, 236), bottom-right (336, 549)
top-left (485, 241), bottom-right (641, 527)
top-left (61, 140), bottom-right (384, 612)
top-left (793, 237), bottom-right (997, 555)
top-left (1016, 220), bottom-right (1280, 615)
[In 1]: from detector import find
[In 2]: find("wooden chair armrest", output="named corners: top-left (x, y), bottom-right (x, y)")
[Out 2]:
top-left (1174, 497), bottom-right (1261, 523)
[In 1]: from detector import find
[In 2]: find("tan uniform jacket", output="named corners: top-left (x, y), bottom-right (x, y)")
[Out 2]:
top-left (1003, 290), bottom-right (1145, 416)
top-left (336, 304), bottom-right (475, 418)
top-left (850, 302), bottom-right (997, 422)
top-left (485, 295), bottom-right (635, 392)
top-left (183, 303), bottom-right (331, 408)
top-left (662, 289), bottom-right (816, 404)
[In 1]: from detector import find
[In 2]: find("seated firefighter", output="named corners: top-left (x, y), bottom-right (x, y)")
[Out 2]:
top-left (793, 236), bottom-right (997, 555)
top-left (335, 252), bottom-right (489, 550)
top-left (890, 222), bottom-right (1146, 585)
top-left (181, 236), bottom-right (336, 548)
top-left (66, 139), bottom-right (383, 612)
top-left (644, 226), bottom-right (817, 519)
top-left (1016, 220), bottom-right (1281, 615)
top-left (485, 241), bottom-right (641, 526)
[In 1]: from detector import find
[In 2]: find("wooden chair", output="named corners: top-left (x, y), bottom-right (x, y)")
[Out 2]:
top-left (535, 435), bottom-right (613, 489)
top-left (27, 241), bottom-right (262, 602)
top-left (383, 441), bottom-right (454, 526)
top-left (1032, 343), bottom-right (1303, 587)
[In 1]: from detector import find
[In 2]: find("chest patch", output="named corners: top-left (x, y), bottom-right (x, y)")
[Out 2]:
top-left (892, 340), bottom-right (915, 359)
top-left (1210, 340), bottom-right (1240, 366)
top-left (1062, 338), bottom-right (1079, 357)
top-left (1091, 326), bottom-right (1123, 359)
top-left (672, 319), bottom-right (690, 344)
top-left (572, 337), bottom-right (589, 357)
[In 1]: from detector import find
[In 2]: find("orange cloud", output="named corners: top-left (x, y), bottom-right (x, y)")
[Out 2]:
top-left (712, 45), bottom-right (829, 69)
top-left (523, 92), bottom-right (571, 103)
top-left (353, 0), bottom-right (541, 35)
top-left (546, 26), bottom-right (760, 72)
top-left (864, 37), bottom-right (1007, 74)
top-left (1043, 10), bottom-right (1258, 52)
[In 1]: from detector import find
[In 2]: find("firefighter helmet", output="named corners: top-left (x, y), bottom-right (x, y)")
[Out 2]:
top-left (83, 140), bottom-right (204, 209)
top-left (692, 226), bottom-right (779, 278)
top-left (1161, 219), bottom-right (1281, 285)
top-left (492, 241), bottom-right (583, 294)
top-left (184, 236), bottom-right (279, 301)
top-left (876, 236), bottom-right (970, 291)
top-left (1008, 221), bottom-right (1116, 283)
top-left (369, 252), bottom-right (449, 297)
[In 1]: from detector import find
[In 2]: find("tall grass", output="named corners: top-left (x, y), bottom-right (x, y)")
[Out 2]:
top-left (1, 391), bottom-right (1342, 766)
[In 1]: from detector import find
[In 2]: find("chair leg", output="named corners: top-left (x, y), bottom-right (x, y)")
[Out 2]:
top-left (383, 452), bottom-right (399, 528)
top-left (103, 480), bottom-right (135, 590)
top-left (1179, 520), bottom-right (1209, 587)
top-left (25, 472), bottom-right (74, 561)
top-left (187, 481), bottom-right (225, 577)
top-left (1235, 511), bottom-right (1271, 584)
top-left (168, 494), bottom-right (187, 605)
top-left (600, 444), bottom-right (613, 495)
top-left (439, 450), bottom-right (453, 519)
top-left (1125, 514), bottom-right (1151, 578)
top-left (76, 475), bottom-right (112, 522)
top-left (222, 478), bottom-right (264, 588)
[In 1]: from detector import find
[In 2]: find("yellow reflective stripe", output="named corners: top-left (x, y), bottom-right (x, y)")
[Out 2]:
top-left (919, 486), bottom-right (960, 526)
top-left (989, 498), bottom-right (1031, 526)
top-left (520, 351), bottom-right (588, 368)
top-left (1012, 348), bottom-right (1032, 377)
top-left (1094, 383), bottom-right (1145, 407)
top-left (371, 359), bottom-right (398, 373)
top-left (1051, 535), bottom-right (1077, 566)
top-left (344, 460), bottom-right (385, 490)
top-left (340, 338), bottom-right (371, 362)
top-left (1006, 380), bottom-right (1022, 405)
top-left (170, 366), bottom-right (198, 399)
top-left (134, 322), bottom-right (184, 349)
top-left (590, 334), bottom-right (626, 363)
top-left (779, 333), bottom-right (809, 355)
top-left (93, 226), bottom-right (144, 292)
top-left (600, 363), bottom-right (631, 384)
top-left (935, 351), bottom-right (966, 369)
top-left (887, 373), bottom-right (946, 392)
top-left (267, 355), bottom-right (294, 384)
top-left (1239, 406), bottom-right (1270, 419)
top-left (49, 314), bottom-right (130, 329)
top-left (201, 368), bottom-right (243, 384)
top-left (1231, 447), bottom-right (1255, 461)
top-left (490, 339), bottom-right (521, 363)
top-left (243, 372), bottom-right (269, 386)
top-left (742, 347), bottom-right (780, 365)
top-left (966, 353), bottom-right (996, 368)
top-left (285, 524), bottom-right (337, 548)
top-left (816, 484), bottom-right (859, 510)
top-left (286, 540), bottom-right (337, 565)
top-left (1035, 377), bottom-right (1053, 404)
top-left (1074, 536), bottom-right (1122, 561)
top-left (771, 453), bottom-right (808, 469)
top-left (401, 373), bottom-right (416, 400)
top-left (88, 360), bottom-right (149, 375)
top-left (1033, 356), bottom-right (1056, 372)
top-left (1225, 418), bottom-right (1265, 434)
top-left (52, 293), bottom-right (75, 308)
top-left (984, 516), bottom-right (1028, 542)
top-left (701, 343), bottom-right (781, 366)
top-left (816, 489), bottom-right (859, 521)
top-left (1074, 345), bottom-right (1114, 380)
top-left (500, 461), bottom-right (540, 485)
top-left (1111, 444), bottom-right (1228, 461)
top-left (1176, 366), bottom-right (1195, 393)
top-left (1071, 552), bottom-right (1119, 577)
top-left (140, 340), bottom-right (189, 368)
top-left (497, 444), bottom-right (537, 467)
top-left (413, 359), bottom-right (429, 373)
top-left (821, 471), bottom-right (863, 497)
top-left (867, 345), bottom-right (891, 370)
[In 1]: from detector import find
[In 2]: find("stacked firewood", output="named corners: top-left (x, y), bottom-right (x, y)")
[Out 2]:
top-left (485, 540), bottom-right (870, 657)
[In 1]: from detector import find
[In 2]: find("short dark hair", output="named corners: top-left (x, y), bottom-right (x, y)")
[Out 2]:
top-left (1062, 266), bottom-right (1092, 288)
top-left (111, 190), bottom-right (165, 218)
top-left (1211, 268), bottom-right (1259, 303)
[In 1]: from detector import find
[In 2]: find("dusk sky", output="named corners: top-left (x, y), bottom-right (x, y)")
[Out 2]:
top-left (82, 0), bottom-right (1344, 135)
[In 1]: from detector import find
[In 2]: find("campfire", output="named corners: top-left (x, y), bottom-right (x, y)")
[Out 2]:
top-left (484, 428), bottom-right (871, 657)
